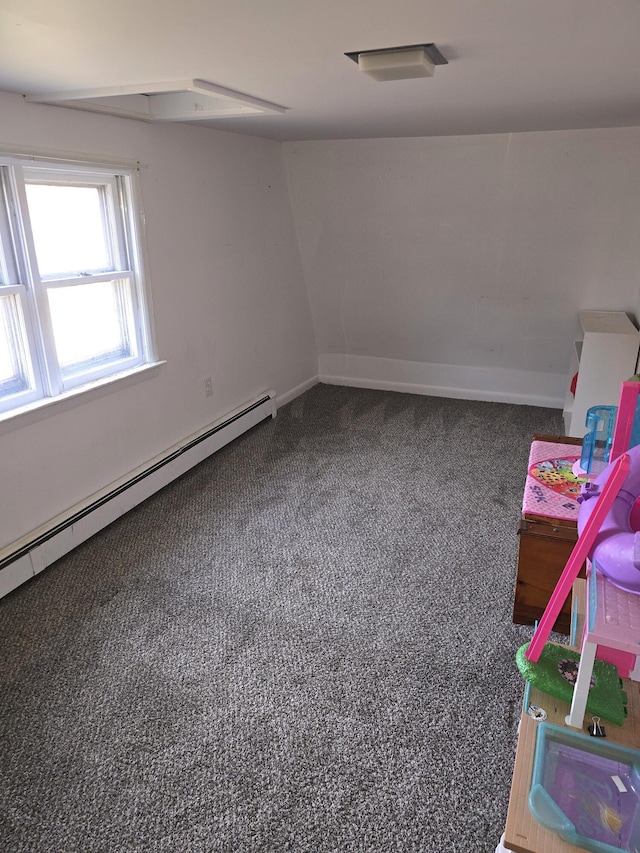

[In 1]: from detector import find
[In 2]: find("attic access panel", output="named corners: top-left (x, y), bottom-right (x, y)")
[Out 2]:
top-left (26, 79), bottom-right (287, 122)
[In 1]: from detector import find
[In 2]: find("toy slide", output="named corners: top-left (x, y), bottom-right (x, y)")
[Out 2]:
top-left (525, 452), bottom-right (631, 664)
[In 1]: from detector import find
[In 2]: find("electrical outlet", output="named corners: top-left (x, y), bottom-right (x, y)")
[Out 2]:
top-left (203, 376), bottom-right (213, 397)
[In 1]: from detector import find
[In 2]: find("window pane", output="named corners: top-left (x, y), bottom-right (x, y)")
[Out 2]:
top-left (47, 279), bottom-right (137, 377)
top-left (0, 172), bottom-right (19, 287)
top-left (0, 293), bottom-right (33, 397)
top-left (25, 183), bottom-right (111, 277)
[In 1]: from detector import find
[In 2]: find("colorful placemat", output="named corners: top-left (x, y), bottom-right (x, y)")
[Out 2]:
top-left (523, 440), bottom-right (587, 521)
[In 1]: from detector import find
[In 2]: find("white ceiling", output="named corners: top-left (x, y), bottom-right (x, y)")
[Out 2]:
top-left (2, 0), bottom-right (640, 141)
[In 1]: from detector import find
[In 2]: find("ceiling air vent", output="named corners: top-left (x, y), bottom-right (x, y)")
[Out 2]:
top-left (345, 44), bottom-right (448, 81)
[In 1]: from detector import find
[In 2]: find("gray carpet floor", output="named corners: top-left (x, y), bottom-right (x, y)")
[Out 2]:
top-left (0, 384), bottom-right (565, 852)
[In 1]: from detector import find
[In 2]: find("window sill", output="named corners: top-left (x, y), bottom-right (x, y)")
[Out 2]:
top-left (0, 361), bottom-right (166, 436)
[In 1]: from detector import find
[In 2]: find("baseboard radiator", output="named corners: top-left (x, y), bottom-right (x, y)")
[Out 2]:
top-left (0, 390), bottom-right (277, 599)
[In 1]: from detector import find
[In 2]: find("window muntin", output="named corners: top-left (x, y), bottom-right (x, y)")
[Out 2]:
top-left (0, 157), bottom-right (153, 415)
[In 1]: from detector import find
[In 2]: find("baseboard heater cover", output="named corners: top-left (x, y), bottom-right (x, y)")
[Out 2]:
top-left (0, 391), bottom-right (276, 598)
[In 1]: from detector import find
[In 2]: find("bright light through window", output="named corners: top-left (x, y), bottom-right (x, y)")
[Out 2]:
top-left (48, 280), bottom-right (136, 375)
top-left (0, 299), bottom-right (15, 382)
top-left (25, 183), bottom-right (112, 277)
top-left (0, 297), bottom-right (19, 381)
top-left (0, 294), bottom-right (31, 394)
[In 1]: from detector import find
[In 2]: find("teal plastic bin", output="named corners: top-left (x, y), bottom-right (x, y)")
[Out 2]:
top-left (529, 722), bottom-right (640, 852)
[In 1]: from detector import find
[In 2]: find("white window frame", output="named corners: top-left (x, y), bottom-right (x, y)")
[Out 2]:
top-left (0, 152), bottom-right (156, 419)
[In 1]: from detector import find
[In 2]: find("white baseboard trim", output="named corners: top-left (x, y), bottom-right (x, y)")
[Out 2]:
top-left (0, 390), bottom-right (277, 599)
top-left (319, 354), bottom-right (565, 409)
top-left (276, 374), bottom-right (319, 408)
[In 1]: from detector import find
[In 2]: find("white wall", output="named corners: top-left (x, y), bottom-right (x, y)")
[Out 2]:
top-left (283, 129), bottom-right (640, 405)
top-left (3, 100), bottom-right (640, 556)
top-left (0, 91), bottom-right (317, 552)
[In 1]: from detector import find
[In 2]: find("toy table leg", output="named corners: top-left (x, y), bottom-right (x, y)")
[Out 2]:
top-left (566, 639), bottom-right (597, 728)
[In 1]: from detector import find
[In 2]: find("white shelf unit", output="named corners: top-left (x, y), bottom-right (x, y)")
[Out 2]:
top-left (563, 310), bottom-right (640, 437)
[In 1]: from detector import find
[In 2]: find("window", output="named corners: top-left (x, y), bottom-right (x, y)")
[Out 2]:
top-left (0, 154), bottom-right (155, 417)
